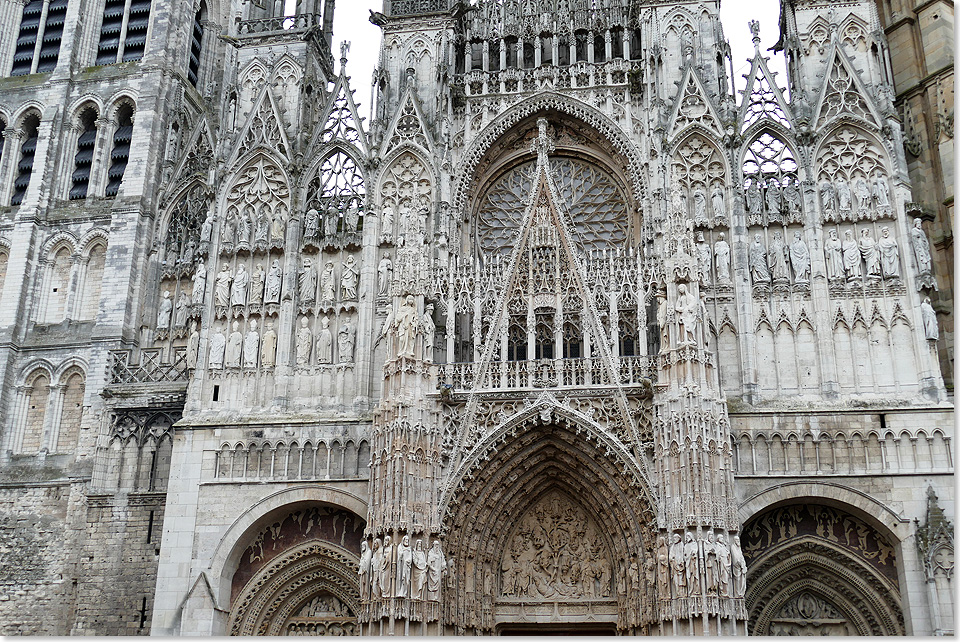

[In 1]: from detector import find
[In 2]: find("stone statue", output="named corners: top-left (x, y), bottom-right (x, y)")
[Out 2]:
top-left (215, 263), bottom-right (232, 307)
top-left (714, 232), bottom-right (730, 284)
top-left (872, 173), bottom-right (891, 214)
top-left (716, 533), bottom-right (731, 598)
top-left (359, 541), bottom-right (372, 598)
top-left (304, 208), bottom-right (320, 240)
top-left (768, 230), bottom-right (789, 281)
top-left (411, 539), bottom-right (427, 600)
top-left (186, 321), bottom-right (200, 370)
top-left (377, 253), bottom-right (393, 296)
top-left (692, 187), bottom-right (707, 224)
top-left (731, 535), bottom-right (747, 599)
top-left (180, 240), bottom-right (195, 267)
top-left (237, 208), bottom-right (252, 246)
top-left (765, 181), bottom-right (780, 214)
top-left (824, 229), bottom-right (844, 281)
top-left (656, 535), bottom-right (670, 600)
top-left (338, 321), bottom-right (355, 363)
top-left (783, 179), bottom-right (801, 216)
top-left (174, 291), bottom-right (190, 328)
top-left (320, 261), bottom-right (336, 302)
top-left (675, 283), bottom-right (698, 346)
top-left (192, 259), bottom-right (207, 303)
top-left (878, 226), bottom-right (900, 279)
top-left (427, 540), bottom-right (446, 600)
top-left (209, 327), bottom-right (226, 369)
top-left (396, 294), bottom-right (419, 359)
top-left (842, 230), bottom-right (862, 281)
top-left (836, 177), bottom-right (852, 216)
top-left (324, 206), bottom-right (339, 238)
top-left (703, 532), bottom-right (719, 595)
top-left (261, 321), bottom-right (277, 368)
top-left (379, 535), bottom-right (394, 598)
top-left (820, 180), bottom-right (837, 215)
top-left (696, 231), bottom-right (711, 284)
top-left (199, 212), bottom-right (214, 245)
top-left (316, 316), bottom-right (333, 364)
top-left (226, 320), bottom-right (242, 368)
top-left (421, 304), bottom-right (436, 360)
top-left (749, 233), bottom-right (771, 284)
top-left (249, 263), bottom-right (265, 305)
top-left (265, 259), bottom-right (282, 304)
top-left (222, 210), bottom-right (237, 246)
top-left (911, 218), bottom-right (933, 277)
top-left (669, 533), bottom-right (686, 598)
top-left (859, 228), bottom-right (881, 279)
top-left (270, 206), bottom-right (286, 244)
top-left (296, 317), bottom-right (312, 365)
top-left (854, 177), bottom-right (871, 214)
top-left (298, 258), bottom-right (316, 304)
top-left (243, 319), bottom-right (259, 368)
top-left (231, 263), bottom-right (248, 307)
top-left (340, 255), bottom-right (358, 300)
top-left (711, 184), bottom-right (724, 219)
top-left (370, 539), bottom-right (383, 598)
top-left (254, 208), bottom-right (269, 246)
top-left (789, 230), bottom-right (810, 284)
top-left (746, 181), bottom-right (762, 215)
top-left (380, 205), bottom-right (395, 242)
top-left (684, 532), bottom-right (700, 596)
top-left (921, 297), bottom-right (938, 341)
top-left (396, 535), bottom-right (412, 599)
top-left (344, 205), bottom-right (359, 233)
top-left (157, 290), bottom-right (173, 329)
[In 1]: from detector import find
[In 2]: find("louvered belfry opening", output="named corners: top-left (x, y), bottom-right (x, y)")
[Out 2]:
top-left (97, 0), bottom-right (151, 65)
top-left (187, 2), bottom-right (205, 87)
top-left (105, 104), bottom-right (133, 197)
top-left (12, 0), bottom-right (68, 75)
top-left (70, 109), bottom-right (98, 200)
top-left (11, 114), bottom-right (40, 206)
top-left (123, 0), bottom-right (150, 60)
top-left (37, 0), bottom-right (67, 72)
top-left (11, 0), bottom-right (43, 75)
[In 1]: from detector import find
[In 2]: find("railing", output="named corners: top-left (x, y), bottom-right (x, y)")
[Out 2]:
top-left (391, 0), bottom-right (447, 15)
top-left (108, 348), bottom-right (188, 385)
top-left (437, 355), bottom-right (655, 393)
top-left (237, 13), bottom-right (317, 37)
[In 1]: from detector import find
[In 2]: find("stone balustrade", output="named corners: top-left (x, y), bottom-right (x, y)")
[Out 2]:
top-left (436, 355), bottom-right (655, 393)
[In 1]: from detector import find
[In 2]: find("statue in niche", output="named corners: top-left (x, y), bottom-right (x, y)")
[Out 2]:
top-left (377, 253), bottom-right (393, 296)
top-left (731, 535), bottom-right (747, 598)
top-left (296, 317), bottom-right (312, 365)
top-left (692, 187), bottom-right (707, 225)
top-left (243, 319), bottom-right (259, 368)
top-left (174, 291), bottom-right (190, 328)
top-left (711, 184), bottom-right (724, 219)
top-left (768, 230), bottom-right (789, 282)
top-left (231, 263), bottom-right (249, 307)
top-left (380, 205), bottom-right (395, 243)
top-left (193, 259), bottom-right (207, 303)
top-left (338, 321), bottom-right (355, 363)
top-left (215, 264), bottom-right (232, 307)
top-left (911, 218), bottom-right (933, 277)
top-left (320, 261), bottom-right (336, 303)
top-left (789, 231), bottom-right (810, 284)
top-left (695, 231), bottom-right (711, 284)
top-left (200, 212), bottom-right (214, 247)
top-left (180, 240), bottom-right (196, 267)
top-left (316, 316), bottom-right (333, 364)
top-left (270, 206), bottom-right (286, 244)
top-left (842, 230), bottom-right (862, 281)
top-left (341, 255), bottom-right (359, 300)
top-left (324, 205), bottom-right (339, 238)
top-left (409, 540), bottom-right (428, 600)
top-left (745, 181), bottom-right (762, 215)
top-left (921, 297), bottom-right (939, 341)
top-left (669, 533), bottom-right (686, 598)
top-left (396, 295), bottom-right (419, 359)
top-left (304, 208), bottom-right (320, 240)
top-left (156, 290), bottom-right (174, 332)
top-left (824, 229), bottom-right (845, 282)
top-left (298, 257), bottom-right (316, 304)
top-left (714, 232), bottom-right (730, 284)
top-left (836, 177), bottom-right (852, 218)
top-left (820, 179), bottom-right (837, 216)
top-left (684, 532), bottom-right (700, 596)
top-left (765, 181), bottom-right (781, 214)
top-left (237, 207), bottom-right (253, 246)
top-left (223, 210), bottom-right (237, 247)
top-left (359, 541), bottom-right (372, 598)
top-left (675, 283), bottom-right (699, 346)
top-left (783, 179), bottom-right (801, 217)
top-left (873, 173), bottom-right (891, 215)
top-left (370, 538), bottom-right (383, 598)
top-left (716, 533), bottom-right (731, 597)
top-left (749, 233), bottom-right (771, 284)
top-left (396, 535), bottom-right (412, 599)
top-left (344, 205), bottom-right (359, 233)
top-left (209, 326), bottom-right (226, 369)
top-left (186, 320), bottom-right (200, 370)
top-left (250, 263), bottom-right (265, 305)
top-left (656, 535), bottom-right (670, 599)
top-left (265, 259), bottom-right (282, 304)
top-left (426, 540), bottom-right (446, 601)
top-left (878, 226), bottom-right (900, 280)
top-left (421, 304), bottom-right (435, 359)
top-left (254, 208), bottom-right (269, 247)
top-left (261, 320), bottom-right (277, 367)
top-left (854, 177), bottom-right (871, 216)
top-left (379, 535), bottom-right (394, 599)
top-left (226, 320), bottom-right (243, 368)
top-left (859, 228), bottom-right (881, 279)
top-left (702, 532), bottom-right (718, 595)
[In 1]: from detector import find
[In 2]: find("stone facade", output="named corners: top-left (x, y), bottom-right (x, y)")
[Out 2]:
top-left (0, 0), bottom-right (953, 636)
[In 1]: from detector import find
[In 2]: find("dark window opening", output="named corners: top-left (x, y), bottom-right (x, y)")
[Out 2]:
top-left (557, 36), bottom-right (570, 66)
top-left (563, 319), bottom-right (582, 359)
top-left (646, 299), bottom-right (660, 356)
top-left (138, 597), bottom-right (148, 629)
top-left (505, 37), bottom-right (518, 68)
top-left (146, 510), bottom-right (155, 542)
top-left (105, 104), bottom-right (133, 197)
top-left (619, 309), bottom-right (638, 357)
top-left (488, 40), bottom-right (500, 72)
top-left (187, 2), bottom-right (205, 86)
top-left (212, 384), bottom-right (220, 401)
top-left (630, 28), bottom-right (642, 60)
top-left (540, 36), bottom-right (552, 66)
top-left (535, 315), bottom-right (554, 360)
top-left (0, 120), bottom-right (6, 168)
top-left (70, 109), bottom-right (97, 200)
top-left (610, 28), bottom-right (623, 59)
top-left (12, 0), bottom-right (67, 76)
top-left (522, 41), bottom-right (535, 68)
top-left (593, 33), bottom-right (606, 63)
top-left (11, 114), bottom-right (40, 206)
top-left (471, 41), bottom-right (483, 70)
top-left (575, 31), bottom-right (588, 62)
top-left (507, 323), bottom-right (526, 361)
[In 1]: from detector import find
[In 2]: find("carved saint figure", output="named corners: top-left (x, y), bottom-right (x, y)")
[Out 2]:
top-left (249, 263), bottom-right (265, 305)
top-left (695, 231), bottom-right (711, 284)
top-left (379, 535), bottom-right (394, 598)
top-left (714, 233), bottom-right (731, 284)
top-left (226, 320), bottom-right (243, 368)
top-left (427, 540), bottom-right (446, 600)
top-left (344, 205), bottom-right (359, 233)
top-left (324, 206), bottom-right (339, 237)
top-left (304, 208), bottom-right (320, 240)
top-left (911, 218), bottom-right (933, 277)
top-left (878, 226), bottom-right (900, 279)
top-left (157, 290), bottom-right (173, 329)
top-left (824, 229), bottom-right (844, 281)
top-left (731, 535), bottom-right (747, 598)
top-left (749, 233), bottom-right (771, 284)
top-left (261, 321), bottom-right (277, 368)
top-left (338, 321), bottom-right (355, 363)
top-left (396, 295), bottom-right (419, 359)
top-left (265, 259), bottom-right (282, 304)
top-left (675, 284), bottom-right (698, 345)
top-left (842, 230), bottom-right (862, 281)
top-left (656, 535), bottom-right (670, 600)
top-left (768, 230), bottom-right (789, 281)
top-left (711, 184), bottom-right (724, 219)
top-left (396, 535), bottom-right (412, 599)
top-left (859, 228), bottom-right (881, 279)
top-left (316, 316), bottom-right (333, 364)
top-left (243, 319), bottom-right (259, 368)
top-left (377, 253), bottom-right (393, 296)
top-left (783, 179), bottom-right (801, 216)
top-left (370, 539), bottom-right (383, 598)
top-left (789, 231), bottom-right (810, 283)
top-left (296, 317), bottom-right (312, 365)
top-left (669, 533), bottom-right (686, 598)
top-left (872, 173), bottom-right (890, 212)
top-left (215, 263), bottom-right (232, 307)
top-left (231, 263), bottom-right (248, 307)
top-left (921, 297), bottom-right (938, 341)
top-left (692, 187), bottom-right (707, 224)
top-left (237, 207), bottom-right (253, 246)
top-left (765, 181), bottom-right (780, 214)
top-left (380, 205), bottom-right (395, 242)
top-left (192, 259), bottom-right (207, 303)
top-left (716, 533), bottom-right (731, 597)
top-left (421, 304), bottom-right (436, 359)
top-left (200, 212), bottom-right (214, 245)
top-left (340, 255), bottom-right (358, 300)
top-left (746, 180), bottom-right (762, 215)
top-left (270, 206), bottom-right (286, 244)
top-left (174, 292), bottom-right (190, 328)
top-left (854, 177), bottom-right (871, 214)
top-left (223, 210), bottom-right (237, 246)
top-left (209, 327), bottom-right (226, 369)
top-left (820, 180), bottom-right (837, 214)
top-left (359, 541), bottom-right (372, 599)
top-left (836, 177), bottom-right (852, 216)
top-left (411, 540), bottom-right (427, 600)
top-left (703, 532), bottom-right (719, 595)
top-left (320, 261), bottom-right (336, 302)
top-left (254, 208), bottom-right (269, 246)
top-left (684, 533), bottom-right (701, 596)
top-left (186, 321), bottom-right (200, 370)
top-left (298, 258), bottom-right (316, 304)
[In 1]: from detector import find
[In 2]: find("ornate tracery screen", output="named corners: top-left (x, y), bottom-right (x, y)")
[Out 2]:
top-left (475, 157), bottom-right (629, 255)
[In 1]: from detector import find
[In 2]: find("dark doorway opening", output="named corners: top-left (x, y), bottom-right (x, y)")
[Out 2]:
top-left (498, 623), bottom-right (617, 635)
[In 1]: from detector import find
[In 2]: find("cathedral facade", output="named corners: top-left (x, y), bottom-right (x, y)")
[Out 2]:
top-left (0, 0), bottom-right (953, 636)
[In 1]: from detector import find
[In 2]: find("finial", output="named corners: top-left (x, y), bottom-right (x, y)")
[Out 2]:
top-left (748, 20), bottom-right (760, 49)
top-left (339, 40), bottom-right (350, 73)
top-left (532, 117), bottom-right (555, 164)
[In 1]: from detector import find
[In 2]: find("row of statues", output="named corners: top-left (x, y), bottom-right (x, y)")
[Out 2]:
top-left (213, 260), bottom-right (284, 313)
top-left (359, 536), bottom-right (447, 601)
top-left (295, 315), bottom-right (356, 365)
top-left (819, 173), bottom-right (891, 222)
top-left (744, 177), bottom-right (803, 221)
top-left (206, 319), bottom-right (279, 370)
top-left (303, 205), bottom-right (361, 245)
top-left (220, 204), bottom-right (287, 253)
top-left (822, 226), bottom-right (901, 284)
top-left (748, 230), bottom-right (812, 286)
top-left (376, 296), bottom-right (436, 361)
top-left (695, 231), bottom-right (731, 285)
top-left (298, 255), bottom-right (360, 306)
top-left (656, 532), bottom-right (747, 601)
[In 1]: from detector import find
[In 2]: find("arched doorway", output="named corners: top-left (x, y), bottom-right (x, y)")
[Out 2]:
top-left (227, 504), bottom-right (365, 635)
top-left (442, 417), bottom-right (657, 634)
top-left (742, 503), bottom-right (904, 635)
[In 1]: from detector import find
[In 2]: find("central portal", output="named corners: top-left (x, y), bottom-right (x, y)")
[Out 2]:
top-left (497, 624), bottom-right (618, 635)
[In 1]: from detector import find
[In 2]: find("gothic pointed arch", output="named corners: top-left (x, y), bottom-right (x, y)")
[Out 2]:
top-left (738, 53), bottom-right (792, 134)
top-left (668, 129), bottom-right (729, 228)
top-left (381, 90), bottom-right (433, 156)
top-left (230, 87), bottom-right (292, 166)
top-left (813, 45), bottom-right (883, 130)
top-left (739, 127), bottom-right (802, 226)
top-left (166, 117), bottom-right (214, 197)
top-left (220, 151), bottom-right (292, 255)
top-left (666, 66), bottom-right (724, 137)
top-left (309, 71), bottom-right (368, 157)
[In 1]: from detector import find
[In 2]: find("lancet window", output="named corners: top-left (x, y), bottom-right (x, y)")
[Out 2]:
top-left (70, 108), bottom-right (98, 200)
top-left (105, 103), bottom-right (134, 197)
top-left (96, 0), bottom-right (151, 65)
top-left (11, 112), bottom-right (40, 206)
top-left (306, 151), bottom-right (365, 217)
top-left (187, 2), bottom-right (205, 87)
top-left (741, 132), bottom-right (800, 226)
